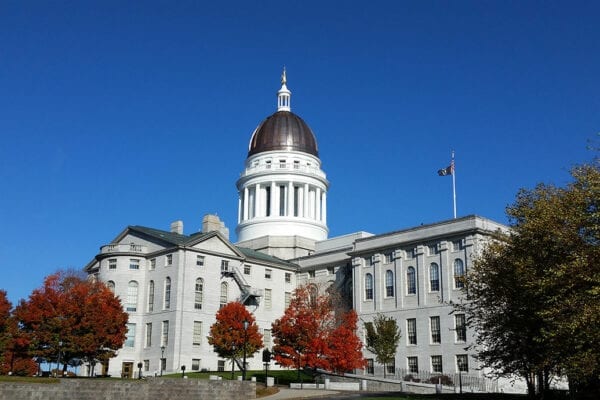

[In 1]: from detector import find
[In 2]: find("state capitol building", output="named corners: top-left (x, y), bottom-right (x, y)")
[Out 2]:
top-left (84, 71), bottom-right (506, 384)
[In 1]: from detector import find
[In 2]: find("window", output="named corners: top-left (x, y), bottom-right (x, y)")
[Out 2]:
top-left (125, 323), bottom-right (136, 347)
top-left (285, 272), bottom-right (291, 283)
top-left (455, 314), bottom-right (467, 342)
top-left (308, 270), bottom-right (315, 278)
top-left (327, 266), bottom-right (335, 275)
top-left (452, 240), bottom-right (462, 252)
top-left (285, 292), bottom-right (291, 308)
top-left (220, 282), bottom-right (228, 308)
top-left (405, 248), bottom-right (413, 259)
top-left (166, 254), bottom-right (173, 266)
top-left (145, 323), bottom-right (152, 347)
top-left (365, 256), bottom-right (373, 266)
top-left (143, 359), bottom-right (149, 371)
top-left (407, 318), bottom-right (417, 345)
top-left (279, 185), bottom-right (286, 216)
top-left (161, 321), bottom-right (169, 347)
top-left (108, 258), bottom-right (117, 270)
top-left (127, 281), bottom-right (138, 312)
top-left (195, 278), bottom-right (203, 310)
top-left (106, 280), bottom-right (115, 292)
top-left (385, 270), bottom-right (394, 297)
top-left (164, 277), bottom-right (171, 309)
top-left (264, 288), bottom-right (272, 310)
top-left (244, 265), bottom-right (251, 275)
top-left (148, 280), bottom-right (154, 312)
top-left (428, 244), bottom-right (437, 255)
top-left (293, 160), bottom-right (300, 169)
top-left (384, 252), bottom-right (393, 264)
top-left (386, 359), bottom-right (395, 375)
top-left (454, 259), bottom-right (465, 288)
top-left (456, 354), bottom-right (469, 372)
top-left (129, 259), bottom-right (140, 270)
top-left (279, 159), bottom-right (286, 168)
top-left (429, 263), bottom-right (440, 292)
top-left (192, 359), bottom-right (200, 371)
top-left (263, 329), bottom-right (272, 348)
top-left (407, 267), bottom-right (416, 295)
top-left (265, 269), bottom-right (272, 279)
top-left (365, 273), bottom-right (373, 300)
top-left (196, 255), bottom-right (205, 267)
top-left (430, 316), bottom-right (441, 344)
top-left (221, 260), bottom-right (229, 273)
top-left (193, 321), bottom-right (202, 346)
top-left (150, 258), bottom-right (156, 270)
top-left (431, 355), bottom-right (442, 373)
top-left (366, 359), bottom-right (374, 375)
top-left (217, 360), bottom-right (225, 372)
top-left (408, 357), bottom-right (418, 373)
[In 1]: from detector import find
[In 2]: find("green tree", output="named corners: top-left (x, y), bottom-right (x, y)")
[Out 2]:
top-left (459, 161), bottom-right (600, 399)
top-left (364, 314), bottom-right (401, 378)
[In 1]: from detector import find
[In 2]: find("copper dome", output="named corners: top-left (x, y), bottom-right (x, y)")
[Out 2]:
top-left (248, 111), bottom-right (319, 157)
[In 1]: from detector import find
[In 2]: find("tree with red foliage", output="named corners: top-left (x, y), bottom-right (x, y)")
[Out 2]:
top-left (207, 301), bottom-right (263, 376)
top-left (271, 285), bottom-right (366, 376)
top-left (0, 290), bottom-right (12, 373)
top-left (14, 271), bottom-right (128, 374)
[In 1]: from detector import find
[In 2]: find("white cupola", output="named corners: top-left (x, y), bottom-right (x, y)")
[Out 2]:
top-left (235, 70), bottom-right (329, 260)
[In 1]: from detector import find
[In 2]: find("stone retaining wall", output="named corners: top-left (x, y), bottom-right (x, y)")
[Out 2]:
top-left (0, 378), bottom-right (255, 400)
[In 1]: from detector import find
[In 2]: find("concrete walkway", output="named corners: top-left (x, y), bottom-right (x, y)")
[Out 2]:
top-left (261, 387), bottom-right (342, 399)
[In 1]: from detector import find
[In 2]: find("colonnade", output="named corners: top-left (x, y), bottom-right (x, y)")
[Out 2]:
top-left (238, 181), bottom-right (327, 224)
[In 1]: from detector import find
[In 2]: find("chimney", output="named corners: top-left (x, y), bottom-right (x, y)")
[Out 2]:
top-left (170, 220), bottom-right (184, 235)
top-left (202, 214), bottom-right (230, 240)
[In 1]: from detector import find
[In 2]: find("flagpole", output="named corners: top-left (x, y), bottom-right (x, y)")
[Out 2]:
top-left (451, 151), bottom-right (457, 219)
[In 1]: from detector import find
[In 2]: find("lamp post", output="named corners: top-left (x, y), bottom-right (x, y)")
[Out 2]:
top-left (231, 344), bottom-right (236, 379)
top-left (56, 341), bottom-right (63, 378)
top-left (137, 362), bottom-right (143, 379)
top-left (160, 345), bottom-right (165, 376)
top-left (242, 319), bottom-right (249, 381)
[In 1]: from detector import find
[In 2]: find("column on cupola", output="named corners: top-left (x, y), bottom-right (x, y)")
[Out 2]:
top-left (270, 181), bottom-right (277, 217)
top-left (303, 183), bottom-right (309, 218)
top-left (287, 181), bottom-right (294, 217)
top-left (315, 187), bottom-right (321, 222)
top-left (243, 187), bottom-right (249, 221)
top-left (321, 192), bottom-right (327, 224)
top-left (254, 183), bottom-right (261, 218)
top-left (238, 195), bottom-right (242, 223)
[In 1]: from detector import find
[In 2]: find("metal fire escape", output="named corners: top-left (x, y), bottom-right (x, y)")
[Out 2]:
top-left (222, 264), bottom-right (262, 306)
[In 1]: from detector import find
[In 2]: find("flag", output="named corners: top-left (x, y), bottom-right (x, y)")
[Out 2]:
top-left (437, 161), bottom-right (454, 176)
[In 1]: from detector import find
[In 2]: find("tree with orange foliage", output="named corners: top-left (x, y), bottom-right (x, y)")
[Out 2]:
top-left (14, 271), bottom-right (128, 375)
top-left (0, 290), bottom-right (12, 373)
top-left (207, 301), bottom-right (263, 377)
top-left (271, 285), bottom-right (366, 376)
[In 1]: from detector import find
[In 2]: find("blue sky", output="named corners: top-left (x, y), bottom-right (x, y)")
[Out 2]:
top-left (1, 1), bottom-right (598, 304)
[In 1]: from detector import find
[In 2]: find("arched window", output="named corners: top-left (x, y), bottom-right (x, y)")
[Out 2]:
top-left (407, 267), bottom-right (416, 295)
top-left (385, 270), bottom-right (394, 297)
top-left (164, 277), bottom-right (171, 309)
top-left (126, 281), bottom-right (138, 312)
top-left (220, 282), bottom-right (228, 308)
top-left (106, 280), bottom-right (115, 292)
top-left (454, 259), bottom-right (465, 288)
top-left (365, 273), bottom-right (373, 300)
top-left (148, 280), bottom-right (155, 312)
top-left (195, 278), bottom-right (203, 310)
top-left (430, 263), bottom-right (440, 292)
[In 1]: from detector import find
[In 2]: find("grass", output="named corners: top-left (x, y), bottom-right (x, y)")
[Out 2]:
top-left (164, 368), bottom-right (316, 385)
top-left (0, 376), bottom-right (60, 384)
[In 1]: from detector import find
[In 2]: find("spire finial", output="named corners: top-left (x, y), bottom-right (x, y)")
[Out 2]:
top-left (277, 67), bottom-right (291, 112)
